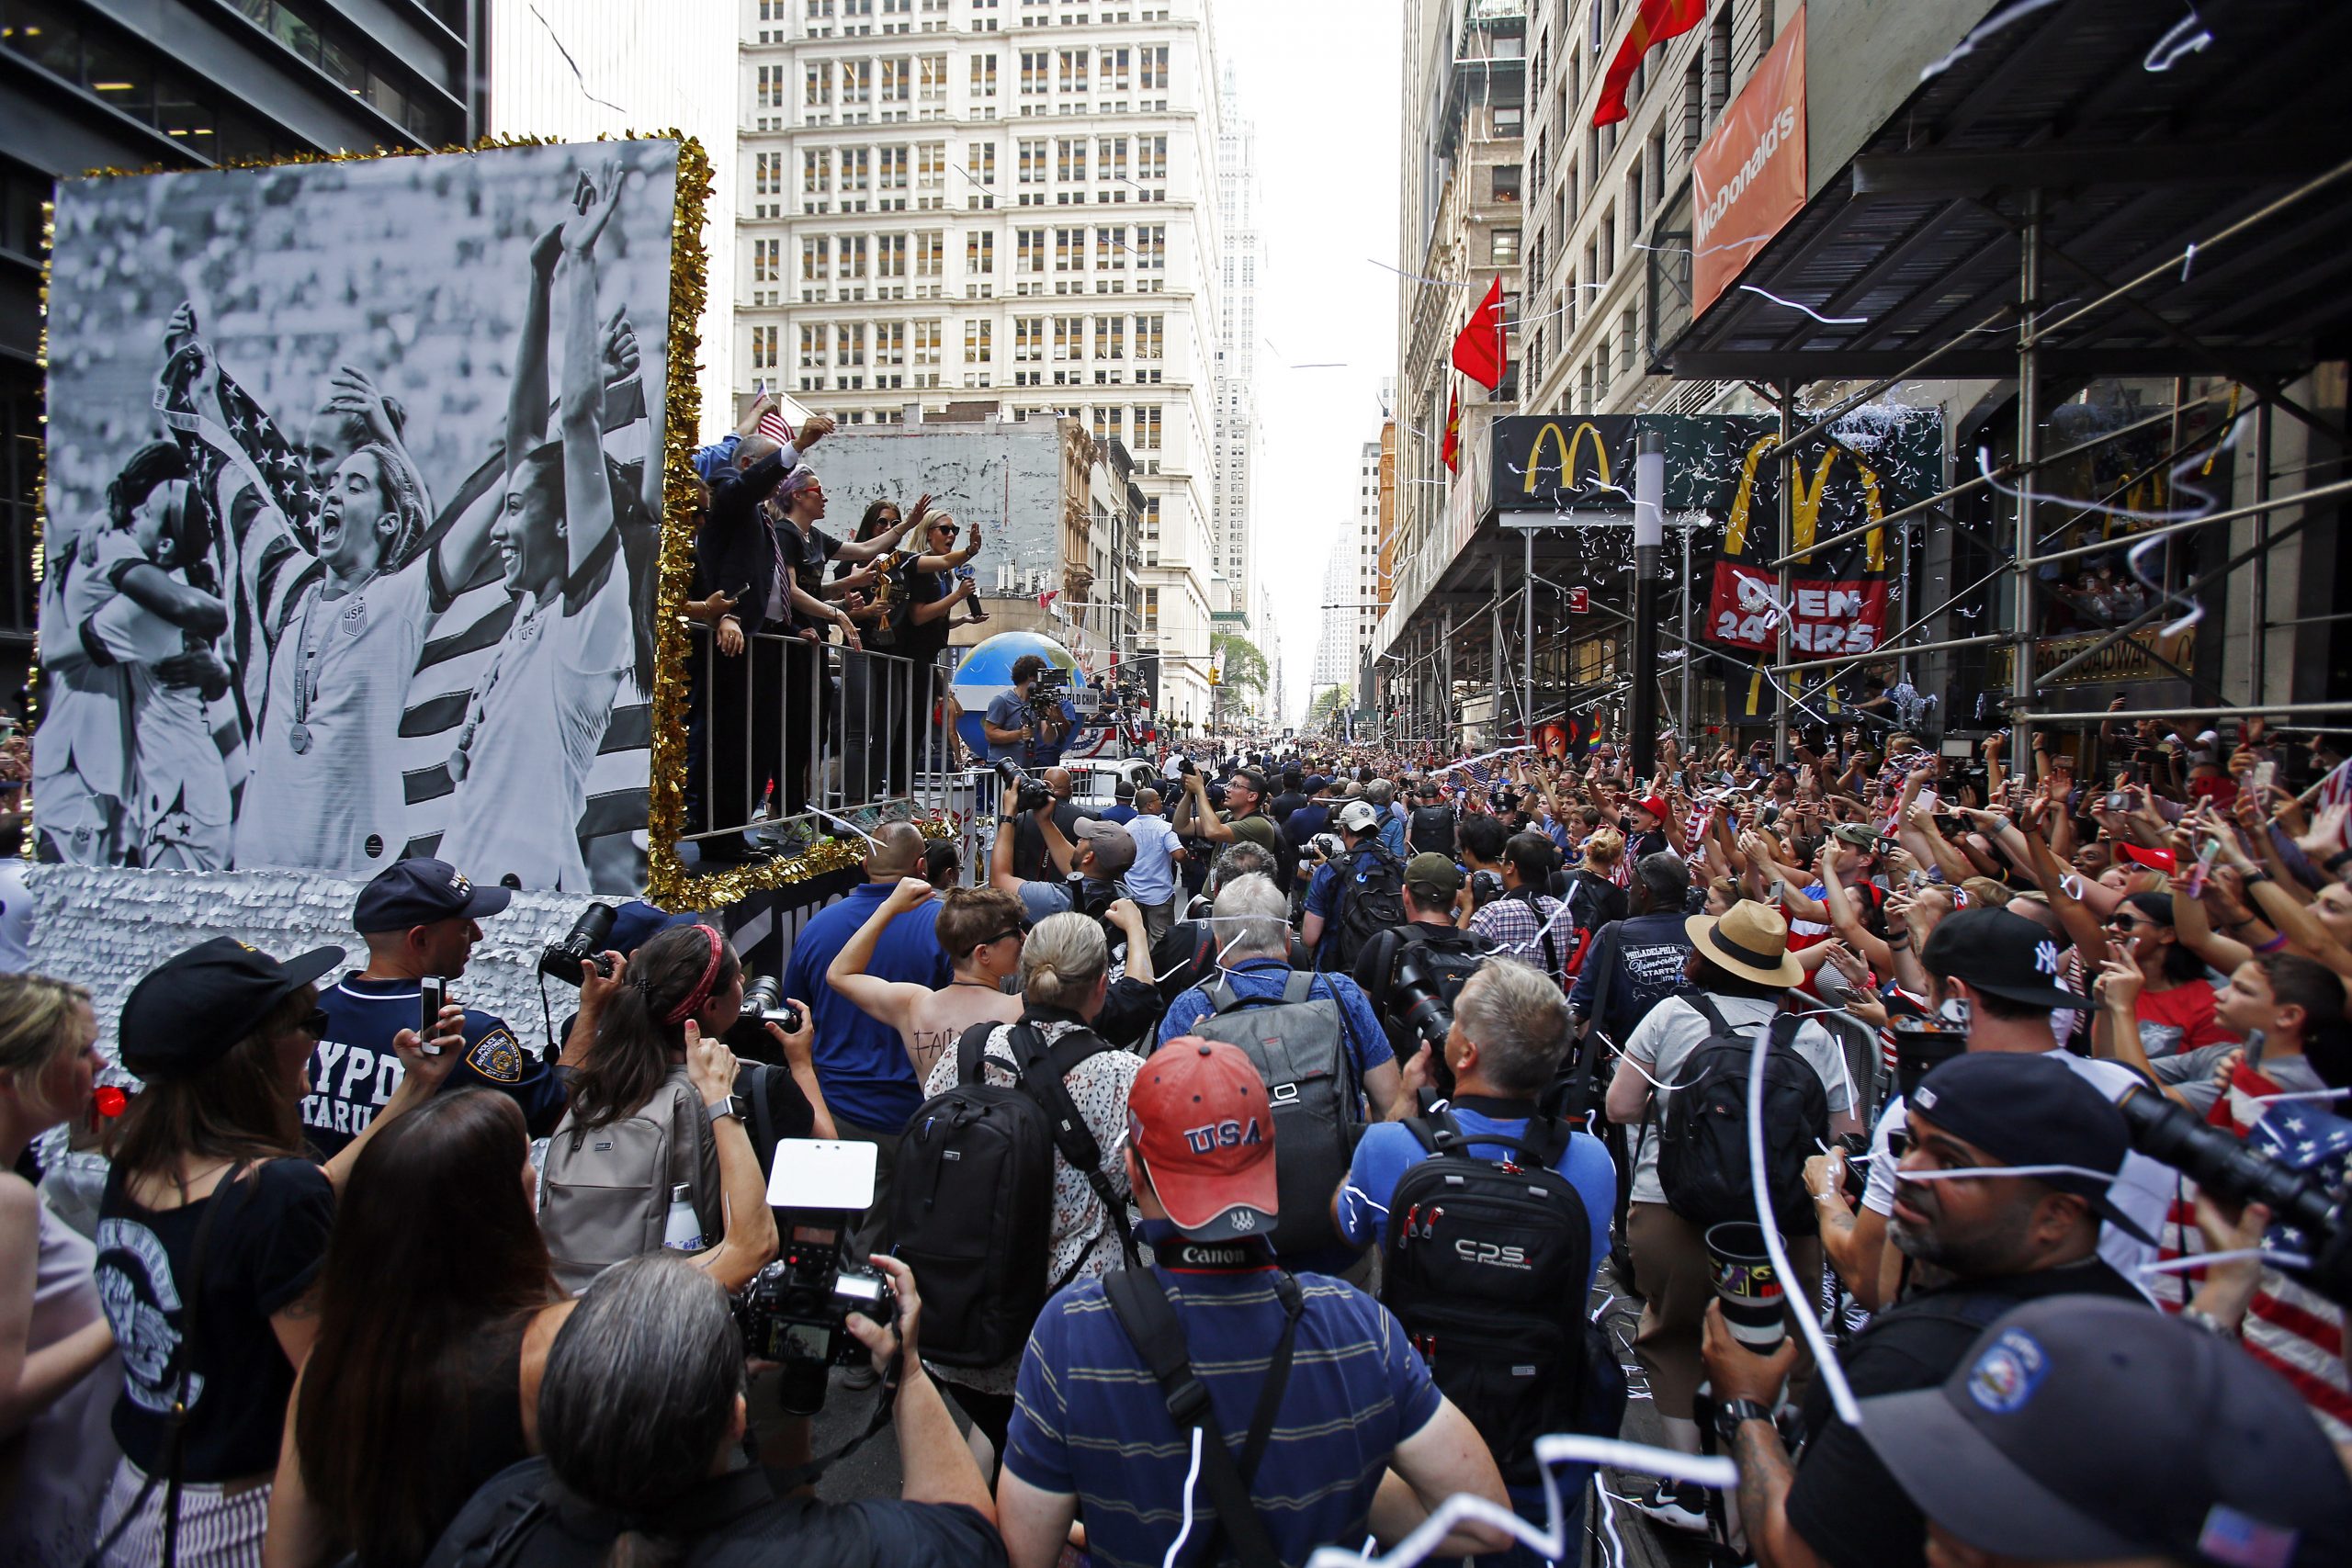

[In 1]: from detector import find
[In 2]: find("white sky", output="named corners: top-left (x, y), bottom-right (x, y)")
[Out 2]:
top-left (1216, 0), bottom-right (1405, 725)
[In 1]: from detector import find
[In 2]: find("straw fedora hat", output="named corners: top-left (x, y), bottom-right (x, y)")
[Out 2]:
top-left (1684, 899), bottom-right (1805, 987)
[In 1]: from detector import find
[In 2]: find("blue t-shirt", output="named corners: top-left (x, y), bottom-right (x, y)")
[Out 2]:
top-left (984, 690), bottom-right (1033, 764)
top-left (1098, 803), bottom-right (1138, 825)
top-left (305, 975), bottom-right (558, 1159)
top-left (1157, 958), bottom-right (1395, 1081)
top-left (1377, 815), bottom-right (1408, 861)
top-left (1003, 1228), bottom-right (1443, 1568)
top-left (1336, 1105), bottom-right (1616, 1279)
top-left (1303, 861), bottom-right (1345, 966)
top-left (783, 883), bottom-right (951, 1130)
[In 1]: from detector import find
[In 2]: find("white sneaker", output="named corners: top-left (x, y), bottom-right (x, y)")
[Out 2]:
top-left (1623, 1478), bottom-right (1710, 1535)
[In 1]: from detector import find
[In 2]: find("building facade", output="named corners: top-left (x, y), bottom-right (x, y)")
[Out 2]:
top-left (1210, 59), bottom-right (1258, 624)
top-left (734, 0), bottom-right (1226, 728)
top-left (487, 0), bottom-right (739, 439)
top-left (0, 0), bottom-right (481, 690)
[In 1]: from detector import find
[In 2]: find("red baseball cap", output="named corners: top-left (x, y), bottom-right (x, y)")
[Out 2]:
top-left (1635, 795), bottom-right (1669, 821)
top-left (1127, 1038), bottom-right (1278, 1242)
top-left (2116, 842), bottom-right (2177, 874)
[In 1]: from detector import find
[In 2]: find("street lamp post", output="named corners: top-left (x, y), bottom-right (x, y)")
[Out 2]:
top-left (1630, 431), bottom-right (1666, 778)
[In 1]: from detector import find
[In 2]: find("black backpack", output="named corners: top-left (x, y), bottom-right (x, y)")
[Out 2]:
top-left (1377, 1113), bottom-right (1623, 1484)
top-left (1192, 974), bottom-right (1363, 1258)
top-left (1408, 805), bottom-right (1456, 856)
top-left (1644, 993), bottom-right (1830, 1236)
top-left (892, 1021), bottom-right (1137, 1368)
top-left (1331, 844), bottom-right (1408, 967)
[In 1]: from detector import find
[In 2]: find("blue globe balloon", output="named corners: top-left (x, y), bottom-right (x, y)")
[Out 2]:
top-left (950, 630), bottom-right (1089, 760)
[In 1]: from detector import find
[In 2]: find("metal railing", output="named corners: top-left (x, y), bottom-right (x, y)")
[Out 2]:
top-left (677, 625), bottom-right (961, 858)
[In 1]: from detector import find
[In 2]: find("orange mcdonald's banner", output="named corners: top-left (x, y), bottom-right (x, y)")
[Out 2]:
top-left (1691, 6), bottom-right (1808, 318)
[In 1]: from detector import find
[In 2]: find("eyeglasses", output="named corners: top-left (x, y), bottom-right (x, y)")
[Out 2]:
top-left (298, 1009), bottom-right (331, 1039)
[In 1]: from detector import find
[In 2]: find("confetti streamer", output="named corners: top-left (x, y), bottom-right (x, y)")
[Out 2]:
top-left (2145, 8), bottom-right (2214, 72)
top-left (1737, 285), bottom-right (1871, 325)
top-left (1367, 256), bottom-right (1479, 288)
top-left (1920, 0), bottom-right (2067, 83)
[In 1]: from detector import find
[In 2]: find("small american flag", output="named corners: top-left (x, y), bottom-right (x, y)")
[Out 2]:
top-left (2316, 755), bottom-right (2352, 814)
top-left (757, 404), bottom-right (794, 446)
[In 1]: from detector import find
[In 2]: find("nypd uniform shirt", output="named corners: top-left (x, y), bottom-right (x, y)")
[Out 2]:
top-left (303, 974), bottom-right (560, 1158)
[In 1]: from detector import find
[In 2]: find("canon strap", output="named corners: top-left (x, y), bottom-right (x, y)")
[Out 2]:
top-left (1103, 1265), bottom-right (1306, 1568)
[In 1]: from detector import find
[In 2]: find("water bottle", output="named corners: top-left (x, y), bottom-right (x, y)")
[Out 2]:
top-left (663, 1184), bottom-right (704, 1251)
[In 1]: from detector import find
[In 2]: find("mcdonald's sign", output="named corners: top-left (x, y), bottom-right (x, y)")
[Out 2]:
top-left (1491, 415), bottom-right (1635, 512)
top-left (1706, 425), bottom-right (1915, 656)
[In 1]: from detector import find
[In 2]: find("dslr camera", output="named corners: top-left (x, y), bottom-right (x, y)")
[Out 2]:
top-left (539, 902), bottom-right (617, 984)
top-left (1388, 945), bottom-right (1465, 1060)
top-left (734, 1140), bottom-right (898, 1414)
top-left (1306, 831), bottom-right (1345, 864)
top-left (994, 758), bottom-right (1055, 814)
top-left (739, 974), bottom-right (805, 1034)
top-left (1469, 868), bottom-right (1506, 909)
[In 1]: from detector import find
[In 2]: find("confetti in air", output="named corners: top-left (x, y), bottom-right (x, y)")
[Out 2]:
top-left (1736, 285), bottom-right (1871, 325)
top-left (2145, 8), bottom-right (2214, 72)
top-left (1920, 0), bottom-right (2068, 82)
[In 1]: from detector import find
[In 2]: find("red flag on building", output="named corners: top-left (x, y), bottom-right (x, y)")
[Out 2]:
top-left (1442, 385), bottom-right (1462, 473)
top-left (1449, 277), bottom-right (1506, 389)
top-left (1594, 0), bottom-right (1708, 126)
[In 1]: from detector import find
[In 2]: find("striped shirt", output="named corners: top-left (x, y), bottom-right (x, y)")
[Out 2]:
top-left (1005, 1243), bottom-right (1442, 1568)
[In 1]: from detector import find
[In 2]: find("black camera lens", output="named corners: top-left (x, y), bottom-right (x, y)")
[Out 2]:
top-left (775, 1358), bottom-right (830, 1418)
top-left (538, 902), bottom-right (618, 986)
top-left (2116, 1083), bottom-right (2339, 1244)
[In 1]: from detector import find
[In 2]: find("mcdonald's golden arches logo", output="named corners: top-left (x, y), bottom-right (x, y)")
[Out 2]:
top-left (1518, 421), bottom-right (1615, 497)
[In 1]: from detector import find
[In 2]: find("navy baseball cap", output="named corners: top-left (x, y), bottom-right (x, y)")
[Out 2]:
top-left (1905, 1052), bottom-right (2159, 1246)
top-left (608, 899), bottom-right (698, 955)
top-left (120, 937), bottom-right (345, 1077)
top-left (1920, 908), bottom-right (2081, 1010)
top-left (353, 857), bottom-right (513, 934)
top-left (1860, 1298), bottom-right (2352, 1567)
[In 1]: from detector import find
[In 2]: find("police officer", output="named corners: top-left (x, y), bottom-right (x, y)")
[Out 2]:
top-left (304, 857), bottom-right (559, 1157)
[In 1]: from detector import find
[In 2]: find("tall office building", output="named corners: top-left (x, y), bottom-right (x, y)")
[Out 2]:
top-left (486, 0), bottom-right (739, 438)
top-left (1312, 548), bottom-right (1353, 694)
top-left (0, 0), bottom-right (481, 691)
top-left (735, 0), bottom-right (1227, 728)
top-left (1211, 60), bottom-right (1259, 624)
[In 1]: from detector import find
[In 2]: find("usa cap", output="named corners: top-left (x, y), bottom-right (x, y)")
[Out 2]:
top-left (1860, 1297), bottom-right (2352, 1568)
top-left (1127, 1038), bottom-right (1277, 1242)
top-left (354, 857), bottom-right (512, 934)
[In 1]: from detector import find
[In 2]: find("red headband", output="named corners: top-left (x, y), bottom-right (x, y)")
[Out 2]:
top-left (662, 924), bottom-right (727, 1026)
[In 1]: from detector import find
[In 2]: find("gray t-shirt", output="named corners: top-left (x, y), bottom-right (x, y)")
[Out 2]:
top-left (985, 690), bottom-right (1032, 763)
top-left (1622, 993), bottom-right (1857, 1207)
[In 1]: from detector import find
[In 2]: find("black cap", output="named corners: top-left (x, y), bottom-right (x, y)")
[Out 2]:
top-left (353, 857), bottom-right (512, 934)
top-left (1919, 908), bottom-right (2081, 1010)
top-left (119, 937), bottom-right (345, 1077)
top-left (1905, 1051), bottom-right (2159, 1246)
top-left (1860, 1298), bottom-right (2352, 1567)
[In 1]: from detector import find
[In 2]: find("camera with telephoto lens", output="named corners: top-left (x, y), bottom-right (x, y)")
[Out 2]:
top-left (739, 974), bottom-right (804, 1034)
top-left (994, 758), bottom-right (1054, 814)
top-left (1469, 869), bottom-right (1506, 909)
top-left (1388, 946), bottom-right (1464, 1063)
top-left (539, 902), bottom-right (617, 985)
top-left (2114, 1081), bottom-right (2352, 1308)
top-left (735, 1222), bottom-right (897, 1415)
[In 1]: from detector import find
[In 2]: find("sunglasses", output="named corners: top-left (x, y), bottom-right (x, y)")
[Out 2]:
top-left (298, 1008), bottom-right (331, 1039)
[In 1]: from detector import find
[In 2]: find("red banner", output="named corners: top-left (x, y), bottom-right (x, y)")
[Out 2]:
top-left (1707, 562), bottom-right (1889, 656)
top-left (1691, 6), bottom-right (1807, 317)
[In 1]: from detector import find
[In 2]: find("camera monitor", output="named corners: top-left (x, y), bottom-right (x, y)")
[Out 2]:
top-left (765, 1137), bottom-right (879, 1212)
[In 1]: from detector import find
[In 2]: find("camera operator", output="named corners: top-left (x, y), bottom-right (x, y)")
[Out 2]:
top-left (1700, 1052), bottom-right (2158, 1568)
top-left (1815, 910), bottom-right (2174, 1314)
top-left (1469, 831), bottom-right (1574, 981)
top-left (1351, 853), bottom-right (1494, 1066)
top-left (989, 787), bottom-right (1135, 926)
top-left (1170, 764), bottom-right (1290, 889)
top-left (981, 655), bottom-right (1069, 768)
top-left (307, 859), bottom-right (554, 1159)
top-left (1008, 766), bottom-right (1093, 883)
top-left (424, 1251), bottom-right (1000, 1566)
top-left (1844, 1296), bottom-right (2351, 1568)
top-left (1298, 801), bottom-right (1393, 970)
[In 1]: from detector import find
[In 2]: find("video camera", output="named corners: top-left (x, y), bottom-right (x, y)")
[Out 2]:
top-left (734, 1140), bottom-right (898, 1415)
top-left (994, 758), bottom-right (1055, 814)
top-left (1026, 664), bottom-right (1071, 719)
top-left (539, 902), bottom-right (617, 984)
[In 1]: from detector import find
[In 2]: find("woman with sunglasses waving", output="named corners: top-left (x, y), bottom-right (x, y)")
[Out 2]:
top-left (90, 937), bottom-right (462, 1567)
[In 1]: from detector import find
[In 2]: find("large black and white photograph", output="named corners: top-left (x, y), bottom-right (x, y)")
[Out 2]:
top-left (36, 139), bottom-right (683, 892)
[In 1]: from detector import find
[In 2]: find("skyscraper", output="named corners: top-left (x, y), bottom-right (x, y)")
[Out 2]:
top-left (1212, 61), bottom-right (1260, 625)
top-left (734, 0), bottom-right (1227, 727)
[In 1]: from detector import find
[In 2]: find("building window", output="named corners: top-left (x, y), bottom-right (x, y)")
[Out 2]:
top-left (755, 152), bottom-right (782, 195)
top-left (966, 231), bottom-right (994, 273)
top-left (1056, 136), bottom-right (1087, 184)
top-left (913, 319), bottom-right (943, 366)
top-left (1018, 227), bottom-right (1046, 273)
top-left (964, 319), bottom-right (992, 362)
top-left (1093, 314), bottom-right (1124, 358)
top-left (1096, 224), bottom-right (1125, 270)
top-left (800, 235), bottom-right (831, 281)
top-left (1140, 44), bottom-right (1168, 91)
top-left (970, 51), bottom-right (998, 96)
top-left (1132, 404), bottom-right (1159, 450)
top-left (752, 237), bottom-right (782, 282)
top-left (838, 232), bottom-right (868, 279)
top-left (1136, 313), bottom-right (1163, 359)
top-left (802, 147), bottom-right (831, 197)
top-left (752, 325), bottom-right (779, 369)
top-left (915, 231), bottom-right (944, 276)
top-left (1491, 228), bottom-right (1520, 265)
top-left (1016, 316), bottom-right (1045, 360)
top-left (836, 322), bottom-right (866, 367)
top-left (1057, 48), bottom-right (1089, 93)
top-left (1100, 45), bottom-right (1129, 94)
top-left (797, 323), bottom-right (823, 369)
top-left (1490, 164), bottom-right (1521, 202)
top-left (1019, 49), bottom-right (1047, 95)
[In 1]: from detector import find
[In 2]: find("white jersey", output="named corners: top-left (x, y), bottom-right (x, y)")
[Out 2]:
top-left (32, 529), bottom-right (140, 801)
top-left (233, 557), bottom-right (435, 878)
top-left (435, 550), bottom-right (631, 892)
top-left (85, 588), bottom-right (234, 867)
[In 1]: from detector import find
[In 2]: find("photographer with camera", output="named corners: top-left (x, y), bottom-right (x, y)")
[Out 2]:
top-left (425, 1251), bottom-right (1001, 1566)
top-left (1007, 766), bottom-right (1093, 884)
top-left (981, 655), bottom-right (1069, 768)
top-left (899, 911), bottom-right (1144, 1470)
top-left (1469, 831), bottom-right (1575, 983)
top-left (537, 924), bottom-right (783, 1293)
top-left (1299, 800), bottom-right (1406, 972)
top-left (988, 777), bottom-right (1135, 926)
top-left (306, 859), bottom-right (553, 1159)
top-left (1171, 764), bottom-right (1291, 890)
top-left (1351, 853), bottom-right (1495, 1070)
top-left (1700, 1051), bottom-right (2158, 1568)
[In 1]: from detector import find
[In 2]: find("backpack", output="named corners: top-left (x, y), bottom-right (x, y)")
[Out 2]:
top-left (540, 1066), bottom-right (714, 1295)
top-left (1644, 994), bottom-right (1831, 1236)
top-left (891, 1021), bottom-right (1137, 1368)
top-left (1331, 844), bottom-right (1408, 967)
top-left (1378, 1113), bottom-right (1623, 1484)
top-left (1192, 974), bottom-right (1363, 1258)
top-left (1385, 925), bottom-right (1491, 1029)
top-left (1264, 816), bottom-right (1301, 896)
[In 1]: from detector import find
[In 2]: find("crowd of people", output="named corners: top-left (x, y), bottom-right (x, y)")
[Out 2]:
top-left (6, 708), bottom-right (2352, 1568)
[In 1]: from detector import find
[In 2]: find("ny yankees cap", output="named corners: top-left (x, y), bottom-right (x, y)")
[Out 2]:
top-left (1127, 1037), bottom-right (1278, 1243)
top-left (1919, 908), bottom-right (2082, 1011)
top-left (354, 857), bottom-right (512, 934)
top-left (120, 936), bottom-right (345, 1077)
top-left (1859, 1298), bottom-right (2352, 1568)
